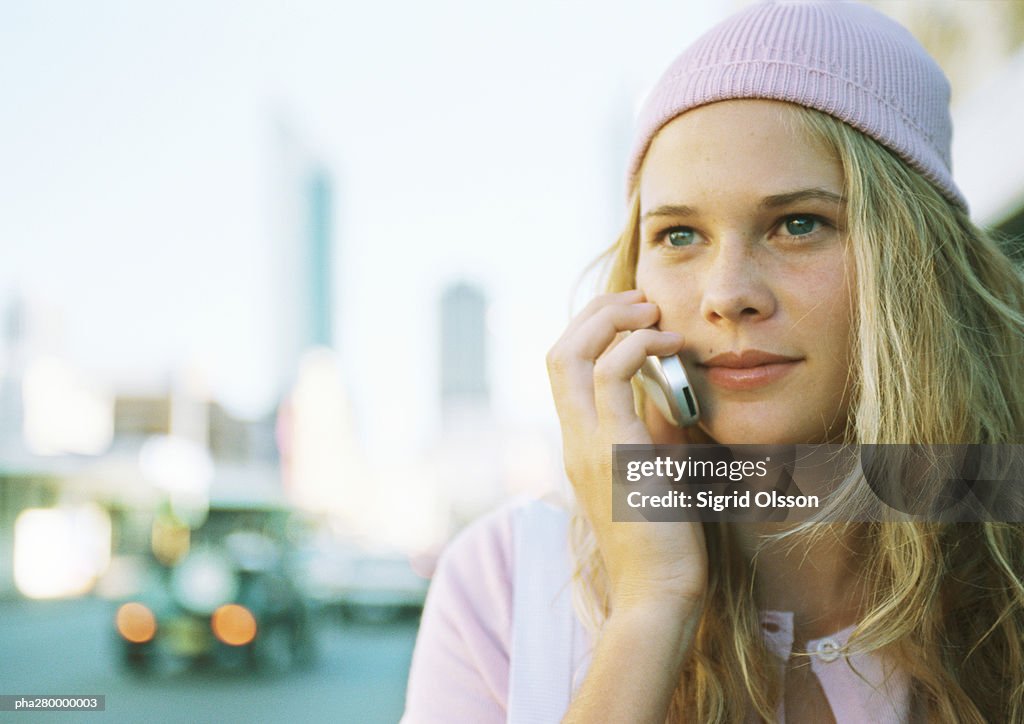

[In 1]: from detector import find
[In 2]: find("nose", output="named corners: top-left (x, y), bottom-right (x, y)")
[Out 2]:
top-left (699, 240), bottom-right (776, 324)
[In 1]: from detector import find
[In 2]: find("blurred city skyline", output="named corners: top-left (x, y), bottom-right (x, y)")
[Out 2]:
top-left (2, 3), bottom-right (1022, 717)
top-left (0, 0), bottom-right (727, 464)
top-left (4, 0), bottom-right (1023, 464)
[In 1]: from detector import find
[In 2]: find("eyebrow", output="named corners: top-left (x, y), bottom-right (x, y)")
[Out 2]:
top-left (760, 188), bottom-right (846, 209)
top-left (641, 188), bottom-right (847, 221)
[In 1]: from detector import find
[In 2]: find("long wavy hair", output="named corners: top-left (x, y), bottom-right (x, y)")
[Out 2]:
top-left (568, 106), bottom-right (1024, 722)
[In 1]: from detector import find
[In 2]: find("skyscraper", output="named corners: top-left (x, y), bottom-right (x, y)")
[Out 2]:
top-left (271, 118), bottom-right (337, 392)
top-left (439, 281), bottom-right (488, 422)
top-left (305, 165), bottom-right (333, 349)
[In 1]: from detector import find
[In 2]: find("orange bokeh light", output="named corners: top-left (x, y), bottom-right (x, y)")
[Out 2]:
top-left (211, 604), bottom-right (257, 646)
top-left (116, 602), bottom-right (157, 643)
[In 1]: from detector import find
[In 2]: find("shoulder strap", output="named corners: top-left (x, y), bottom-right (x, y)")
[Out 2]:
top-left (507, 499), bottom-right (576, 724)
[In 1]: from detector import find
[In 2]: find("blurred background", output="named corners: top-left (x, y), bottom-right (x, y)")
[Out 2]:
top-left (1, 1), bottom-right (1022, 722)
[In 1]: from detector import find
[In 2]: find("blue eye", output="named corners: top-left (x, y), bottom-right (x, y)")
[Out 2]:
top-left (784, 216), bottom-right (820, 236)
top-left (665, 228), bottom-right (695, 247)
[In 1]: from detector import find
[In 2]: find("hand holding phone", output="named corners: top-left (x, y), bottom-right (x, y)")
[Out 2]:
top-left (546, 289), bottom-right (708, 643)
top-left (636, 354), bottom-right (700, 428)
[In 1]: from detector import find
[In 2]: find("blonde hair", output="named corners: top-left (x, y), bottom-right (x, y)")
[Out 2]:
top-left (569, 106), bottom-right (1024, 722)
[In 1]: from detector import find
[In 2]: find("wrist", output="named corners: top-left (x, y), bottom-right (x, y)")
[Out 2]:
top-left (611, 581), bottom-right (707, 618)
top-left (606, 594), bottom-right (705, 645)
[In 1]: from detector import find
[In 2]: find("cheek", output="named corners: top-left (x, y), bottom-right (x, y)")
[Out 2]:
top-left (816, 262), bottom-right (856, 341)
top-left (635, 258), bottom-right (700, 330)
top-left (792, 265), bottom-right (857, 376)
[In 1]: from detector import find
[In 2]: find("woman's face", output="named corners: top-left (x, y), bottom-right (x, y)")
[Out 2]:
top-left (636, 99), bottom-right (855, 445)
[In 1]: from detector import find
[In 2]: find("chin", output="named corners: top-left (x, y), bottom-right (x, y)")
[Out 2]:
top-left (700, 414), bottom-right (814, 446)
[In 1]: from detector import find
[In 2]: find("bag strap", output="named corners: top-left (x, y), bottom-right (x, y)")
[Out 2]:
top-left (507, 499), bottom-right (576, 724)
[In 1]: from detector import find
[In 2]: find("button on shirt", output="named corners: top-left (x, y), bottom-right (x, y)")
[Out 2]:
top-left (757, 611), bottom-right (911, 723)
top-left (403, 499), bottom-right (914, 724)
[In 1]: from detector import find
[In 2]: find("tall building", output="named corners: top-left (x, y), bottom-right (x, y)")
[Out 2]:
top-left (305, 166), bottom-right (333, 349)
top-left (268, 118), bottom-right (371, 518)
top-left (440, 281), bottom-right (489, 419)
top-left (271, 118), bottom-right (338, 392)
top-left (434, 281), bottom-right (503, 526)
top-left (0, 298), bottom-right (27, 446)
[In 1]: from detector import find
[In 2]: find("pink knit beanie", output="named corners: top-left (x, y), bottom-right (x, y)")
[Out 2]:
top-left (626, 0), bottom-right (968, 211)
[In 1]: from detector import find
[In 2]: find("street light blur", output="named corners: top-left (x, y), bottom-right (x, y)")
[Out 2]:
top-left (13, 503), bottom-right (111, 599)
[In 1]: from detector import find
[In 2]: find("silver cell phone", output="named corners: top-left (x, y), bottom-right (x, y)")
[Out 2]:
top-left (636, 354), bottom-right (701, 428)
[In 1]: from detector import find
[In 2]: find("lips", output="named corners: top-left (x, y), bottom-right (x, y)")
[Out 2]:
top-left (698, 350), bottom-right (803, 391)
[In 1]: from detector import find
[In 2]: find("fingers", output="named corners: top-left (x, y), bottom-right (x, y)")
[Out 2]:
top-left (594, 329), bottom-right (683, 426)
top-left (559, 289), bottom-right (646, 341)
top-left (547, 290), bottom-right (684, 430)
top-left (547, 291), bottom-right (657, 423)
top-left (572, 301), bottom-right (661, 362)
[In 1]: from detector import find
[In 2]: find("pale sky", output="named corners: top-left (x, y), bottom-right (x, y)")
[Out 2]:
top-left (3, 1), bottom-right (1015, 461)
top-left (0, 0), bottom-right (728, 457)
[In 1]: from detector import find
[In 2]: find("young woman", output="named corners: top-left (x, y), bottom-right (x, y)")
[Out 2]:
top-left (403, 2), bottom-right (1024, 722)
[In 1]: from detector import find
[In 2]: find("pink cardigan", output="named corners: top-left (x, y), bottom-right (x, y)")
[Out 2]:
top-left (402, 498), bottom-right (911, 723)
